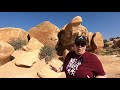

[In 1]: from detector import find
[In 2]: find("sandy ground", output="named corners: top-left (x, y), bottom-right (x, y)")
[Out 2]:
top-left (0, 59), bottom-right (46, 78)
top-left (97, 55), bottom-right (120, 78)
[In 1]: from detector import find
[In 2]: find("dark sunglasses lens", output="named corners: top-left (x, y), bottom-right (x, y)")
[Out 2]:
top-left (76, 43), bottom-right (86, 47)
top-left (81, 43), bottom-right (86, 47)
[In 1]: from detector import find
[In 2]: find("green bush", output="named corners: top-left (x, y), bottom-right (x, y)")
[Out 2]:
top-left (8, 38), bottom-right (28, 50)
top-left (38, 45), bottom-right (56, 63)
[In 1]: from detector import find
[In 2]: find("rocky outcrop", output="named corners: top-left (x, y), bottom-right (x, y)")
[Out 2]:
top-left (28, 21), bottom-right (59, 48)
top-left (14, 50), bottom-right (39, 67)
top-left (113, 39), bottom-right (120, 48)
top-left (106, 41), bottom-right (114, 47)
top-left (70, 16), bottom-right (83, 25)
top-left (91, 32), bottom-right (104, 53)
top-left (59, 16), bottom-right (88, 47)
top-left (0, 58), bottom-right (46, 78)
top-left (0, 49), bottom-right (66, 78)
top-left (37, 64), bottom-right (66, 78)
top-left (88, 32), bottom-right (94, 47)
top-left (63, 49), bottom-right (69, 60)
top-left (57, 16), bottom-right (89, 55)
top-left (48, 58), bottom-right (63, 71)
top-left (0, 41), bottom-right (14, 66)
top-left (0, 28), bottom-right (28, 43)
top-left (23, 37), bottom-right (44, 51)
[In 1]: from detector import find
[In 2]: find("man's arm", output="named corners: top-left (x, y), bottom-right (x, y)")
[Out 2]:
top-left (95, 75), bottom-right (107, 78)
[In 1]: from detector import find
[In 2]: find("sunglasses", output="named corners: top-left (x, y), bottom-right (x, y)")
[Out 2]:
top-left (75, 42), bottom-right (86, 47)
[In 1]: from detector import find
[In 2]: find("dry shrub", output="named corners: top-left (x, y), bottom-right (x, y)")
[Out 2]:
top-left (39, 45), bottom-right (57, 64)
top-left (102, 47), bottom-right (120, 55)
top-left (8, 38), bottom-right (28, 50)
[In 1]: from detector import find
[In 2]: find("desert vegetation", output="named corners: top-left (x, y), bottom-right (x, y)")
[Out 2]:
top-left (38, 45), bottom-right (57, 64)
top-left (102, 36), bottom-right (120, 56)
top-left (8, 38), bottom-right (28, 50)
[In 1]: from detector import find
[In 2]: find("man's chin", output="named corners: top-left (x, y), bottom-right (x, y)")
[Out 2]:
top-left (77, 51), bottom-right (82, 55)
top-left (77, 50), bottom-right (85, 55)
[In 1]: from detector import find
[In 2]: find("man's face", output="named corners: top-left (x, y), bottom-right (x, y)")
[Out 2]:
top-left (74, 41), bottom-right (86, 55)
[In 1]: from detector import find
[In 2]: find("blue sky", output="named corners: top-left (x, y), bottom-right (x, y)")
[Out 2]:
top-left (0, 12), bottom-right (120, 40)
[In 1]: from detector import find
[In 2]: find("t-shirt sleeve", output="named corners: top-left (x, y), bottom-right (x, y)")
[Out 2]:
top-left (91, 55), bottom-right (105, 76)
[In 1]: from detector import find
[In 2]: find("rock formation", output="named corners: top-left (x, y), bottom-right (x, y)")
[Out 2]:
top-left (0, 41), bottom-right (14, 66)
top-left (0, 27), bottom-right (28, 43)
top-left (57, 16), bottom-right (89, 55)
top-left (28, 21), bottom-right (59, 48)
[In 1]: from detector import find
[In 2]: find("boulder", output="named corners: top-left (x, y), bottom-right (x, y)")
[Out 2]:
top-left (113, 39), bottom-right (120, 48)
top-left (37, 64), bottom-right (66, 78)
top-left (91, 32), bottom-right (104, 53)
top-left (0, 27), bottom-right (28, 43)
top-left (0, 41), bottom-right (14, 66)
top-left (14, 50), bottom-right (39, 67)
top-left (57, 16), bottom-right (88, 55)
top-left (23, 37), bottom-right (44, 51)
top-left (28, 21), bottom-right (59, 48)
top-left (48, 58), bottom-right (63, 72)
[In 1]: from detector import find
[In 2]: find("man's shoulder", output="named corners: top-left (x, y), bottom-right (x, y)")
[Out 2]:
top-left (84, 52), bottom-right (97, 58)
top-left (84, 52), bottom-right (101, 63)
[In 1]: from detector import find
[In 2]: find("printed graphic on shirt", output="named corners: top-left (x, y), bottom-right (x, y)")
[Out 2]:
top-left (66, 58), bottom-right (82, 76)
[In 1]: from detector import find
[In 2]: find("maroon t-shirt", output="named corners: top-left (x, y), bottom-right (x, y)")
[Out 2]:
top-left (63, 51), bottom-right (105, 78)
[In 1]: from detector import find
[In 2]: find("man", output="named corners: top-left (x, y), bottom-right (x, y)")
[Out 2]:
top-left (62, 36), bottom-right (107, 78)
